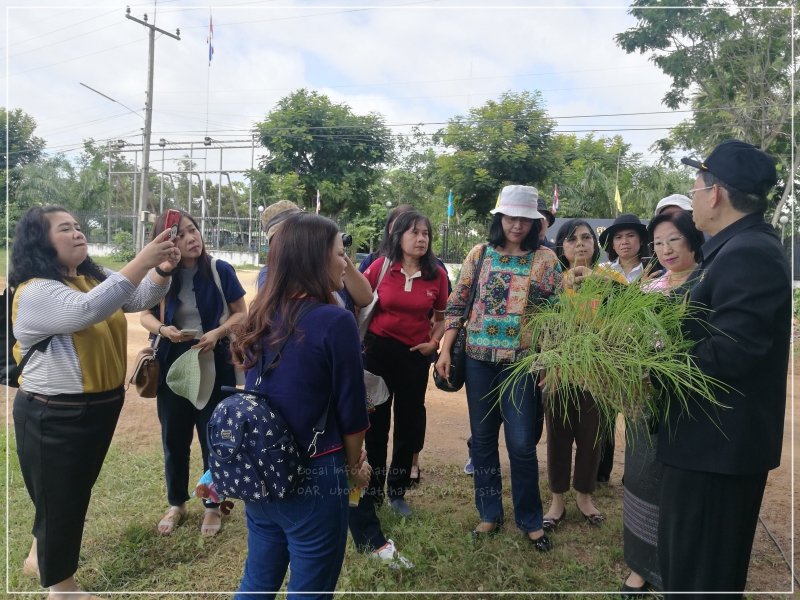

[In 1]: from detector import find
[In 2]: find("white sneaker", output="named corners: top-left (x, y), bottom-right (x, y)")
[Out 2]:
top-left (370, 539), bottom-right (415, 570)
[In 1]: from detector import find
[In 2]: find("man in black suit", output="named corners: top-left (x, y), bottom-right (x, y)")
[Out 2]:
top-left (657, 140), bottom-right (790, 598)
top-left (658, 140), bottom-right (792, 598)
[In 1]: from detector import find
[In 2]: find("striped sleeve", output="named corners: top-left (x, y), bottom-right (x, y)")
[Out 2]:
top-left (107, 269), bottom-right (171, 313)
top-left (14, 273), bottom-right (137, 344)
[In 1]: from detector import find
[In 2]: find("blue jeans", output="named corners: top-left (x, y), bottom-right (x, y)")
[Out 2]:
top-left (234, 451), bottom-right (349, 600)
top-left (464, 356), bottom-right (544, 534)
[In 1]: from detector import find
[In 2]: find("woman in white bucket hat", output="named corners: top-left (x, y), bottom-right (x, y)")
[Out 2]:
top-left (436, 185), bottom-right (562, 552)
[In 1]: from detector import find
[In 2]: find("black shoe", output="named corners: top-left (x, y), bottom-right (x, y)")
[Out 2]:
top-left (409, 471), bottom-right (421, 488)
top-left (526, 532), bottom-right (553, 553)
top-left (620, 578), bottom-right (652, 598)
top-left (471, 518), bottom-right (504, 539)
top-left (542, 508), bottom-right (566, 533)
top-left (596, 474), bottom-right (610, 484)
top-left (388, 497), bottom-right (413, 518)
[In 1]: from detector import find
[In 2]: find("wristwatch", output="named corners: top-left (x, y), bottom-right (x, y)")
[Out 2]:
top-left (154, 265), bottom-right (174, 278)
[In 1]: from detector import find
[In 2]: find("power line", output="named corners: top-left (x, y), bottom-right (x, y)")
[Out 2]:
top-left (153, 64), bottom-right (657, 95)
top-left (6, 21), bottom-right (124, 59)
top-left (179, 0), bottom-right (442, 30)
top-left (2, 0), bottom-right (183, 52)
top-left (4, 35), bottom-right (147, 78)
top-left (154, 81), bottom-right (669, 108)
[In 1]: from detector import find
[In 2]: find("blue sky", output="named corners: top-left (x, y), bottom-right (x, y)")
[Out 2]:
top-left (3, 0), bottom-right (684, 184)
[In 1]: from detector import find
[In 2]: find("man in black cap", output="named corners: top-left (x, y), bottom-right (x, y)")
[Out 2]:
top-left (657, 140), bottom-right (790, 597)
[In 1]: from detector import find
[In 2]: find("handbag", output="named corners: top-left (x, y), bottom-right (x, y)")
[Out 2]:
top-left (211, 257), bottom-right (246, 386)
top-left (129, 298), bottom-right (166, 398)
top-left (356, 257), bottom-right (391, 340)
top-left (433, 244), bottom-right (487, 393)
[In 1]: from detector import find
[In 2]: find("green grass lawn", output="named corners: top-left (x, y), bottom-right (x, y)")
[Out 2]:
top-left (2, 427), bottom-right (630, 599)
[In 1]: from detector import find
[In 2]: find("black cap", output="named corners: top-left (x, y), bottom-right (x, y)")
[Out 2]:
top-left (681, 139), bottom-right (777, 196)
top-left (536, 197), bottom-right (555, 226)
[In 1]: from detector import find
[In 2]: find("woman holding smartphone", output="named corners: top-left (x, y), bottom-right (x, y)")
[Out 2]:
top-left (140, 210), bottom-right (247, 537)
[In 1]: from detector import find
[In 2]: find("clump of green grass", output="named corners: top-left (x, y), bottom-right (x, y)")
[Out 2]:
top-left (507, 273), bottom-right (730, 442)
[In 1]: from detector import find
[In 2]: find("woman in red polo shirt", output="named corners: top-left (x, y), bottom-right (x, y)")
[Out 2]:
top-left (362, 210), bottom-right (449, 519)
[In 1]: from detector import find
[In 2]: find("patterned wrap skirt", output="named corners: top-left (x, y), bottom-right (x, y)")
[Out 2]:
top-left (623, 418), bottom-right (663, 590)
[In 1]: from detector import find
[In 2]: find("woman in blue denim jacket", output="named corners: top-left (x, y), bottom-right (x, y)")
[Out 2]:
top-left (230, 213), bottom-right (371, 600)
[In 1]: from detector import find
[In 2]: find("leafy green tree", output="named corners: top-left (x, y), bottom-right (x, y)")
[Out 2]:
top-left (255, 89), bottom-right (395, 217)
top-left (433, 91), bottom-right (557, 217)
top-left (615, 0), bottom-right (799, 224)
top-left (2, 108), bottom-right (46, 229)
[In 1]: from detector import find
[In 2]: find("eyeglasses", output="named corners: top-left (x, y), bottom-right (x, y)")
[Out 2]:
top-left (502, 215), bottom-right (535, 225)
top-left (650, 235), bottom-right (685, 251)
top-left (686, 185), bottom-right (713, 200)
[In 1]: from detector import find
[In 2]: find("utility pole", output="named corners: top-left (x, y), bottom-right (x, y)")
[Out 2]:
top-left (125, 6), bottom-right (180, 253)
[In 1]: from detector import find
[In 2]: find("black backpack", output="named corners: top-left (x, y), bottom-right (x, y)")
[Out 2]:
top-left (1, 287), bottom-right (52, 388)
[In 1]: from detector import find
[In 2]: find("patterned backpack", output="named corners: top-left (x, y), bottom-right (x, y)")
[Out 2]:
top-left (207, 301), bottom-right (330, 502)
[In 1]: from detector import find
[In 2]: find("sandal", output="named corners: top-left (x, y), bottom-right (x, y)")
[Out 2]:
top-left (22, 556), bottom-right (39, 578)
top-left (201, 507), bottom-right (222, 537)
top-left (158, 505), bottom-right (186, 536)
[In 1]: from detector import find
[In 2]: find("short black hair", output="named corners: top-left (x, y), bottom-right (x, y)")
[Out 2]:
top-left (700, 171), bottom-right (767, 214)
top-left (554, 219), bottom-right (601, 269)
top-left (647, 209), bottom-right (704, 263)
top-left (487, 213), bottom-right (541, 253)
top-left (606, 229), bottom-right (648, 262)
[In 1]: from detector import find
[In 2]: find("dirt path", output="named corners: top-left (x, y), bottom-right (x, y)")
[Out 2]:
top-left (4, 268), bottom-right (797, 594)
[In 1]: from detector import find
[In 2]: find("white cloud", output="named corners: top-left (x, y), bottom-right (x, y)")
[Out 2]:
top-left (2, 0), bottom-right (680, 180)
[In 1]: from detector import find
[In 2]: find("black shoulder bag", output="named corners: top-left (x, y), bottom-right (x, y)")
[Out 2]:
top-left (433, 244), bottom-right (487, 392)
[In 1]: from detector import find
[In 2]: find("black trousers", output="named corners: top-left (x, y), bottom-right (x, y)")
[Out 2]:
top-left (596, 420), bottom-right (615, 481)
top-left (13, 387), bottom-right (124, 588)
top-left (157, 341), bottom-right (232, 508)
top-left (658, 465), bottom-right (768, 599)
top-left (364, 332), bottom-right (430, 502)
top-left (349, 494), bottom-right (387, 553)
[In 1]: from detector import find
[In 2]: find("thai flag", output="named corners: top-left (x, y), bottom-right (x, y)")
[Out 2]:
top-left (207, 15), bottom-right (214, 65)
top-left (552, 184), bottom-right (559, 214)
top-left (316, 189), bottom-right (321, 214)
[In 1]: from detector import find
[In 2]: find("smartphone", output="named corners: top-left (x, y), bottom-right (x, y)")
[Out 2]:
top-left (180, 329), bottom-right (199, 337)
top-left (165, 209), bottom-right (181, 243)
top-left (641, 256), bottom-right (654, 269)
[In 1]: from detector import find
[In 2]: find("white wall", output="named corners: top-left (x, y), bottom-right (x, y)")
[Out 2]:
top-left (87, 243), bottom-right (114, 257)
top-left (86, 244), bottom-right (260, 267)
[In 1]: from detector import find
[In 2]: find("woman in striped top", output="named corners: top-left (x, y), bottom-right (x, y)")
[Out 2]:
top-left (10, 206), bottom-right (178, 600)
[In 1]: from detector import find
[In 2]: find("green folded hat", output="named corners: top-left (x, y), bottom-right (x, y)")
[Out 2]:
top-left (166, 348), bottom-right (216, 409)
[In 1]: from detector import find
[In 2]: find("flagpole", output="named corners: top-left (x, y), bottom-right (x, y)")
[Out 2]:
top-left (615, 149), bottom-right (621, 217)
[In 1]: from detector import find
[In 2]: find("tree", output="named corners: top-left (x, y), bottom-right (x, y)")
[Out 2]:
top-left (1, 108), bottom-right (46, 229)
top-left (432, 91), bottom-right (557, 217)
top-left (254, 89), bottom-right (395, 217)
top-left (615, 0), bottom-right (799, 225)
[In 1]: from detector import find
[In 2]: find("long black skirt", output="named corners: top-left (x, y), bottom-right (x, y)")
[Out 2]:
top-left (623, 418), bottom-right (663, 590)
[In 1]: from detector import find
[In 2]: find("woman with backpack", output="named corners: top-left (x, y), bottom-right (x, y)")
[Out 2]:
top-left (230, 212), bottom-right (371, 599)
top-left (139, 211), bottom-right (247, 537)
top-left (10, 205), bottom-right (177, 600)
